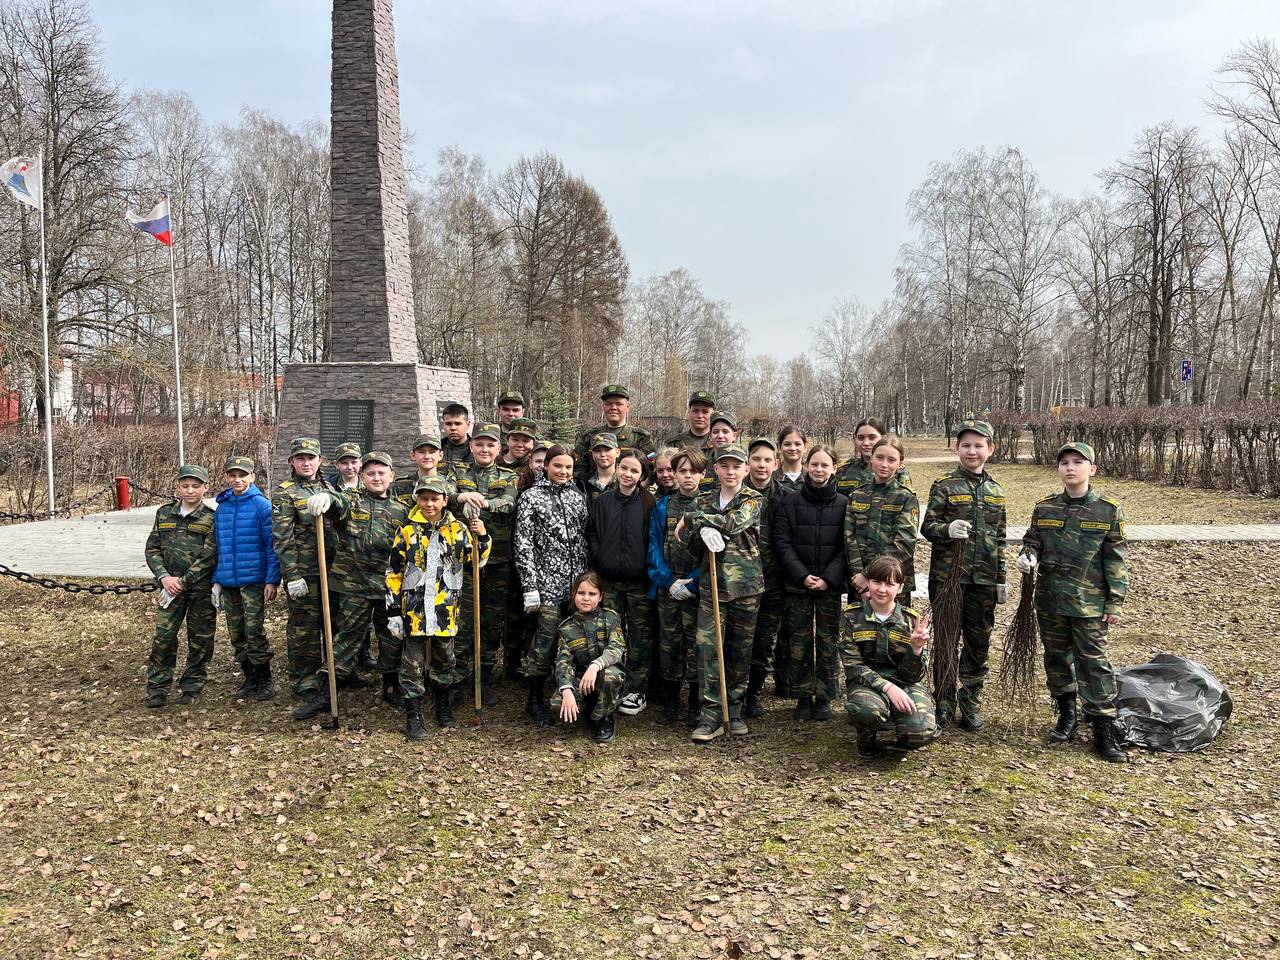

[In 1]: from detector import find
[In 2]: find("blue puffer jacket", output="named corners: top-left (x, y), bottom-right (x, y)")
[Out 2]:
top-left (213, 483), bottom-right (281, 587)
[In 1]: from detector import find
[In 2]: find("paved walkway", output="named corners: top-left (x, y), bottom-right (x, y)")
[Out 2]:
top-left (1, 508), bottom-right (1279, 582)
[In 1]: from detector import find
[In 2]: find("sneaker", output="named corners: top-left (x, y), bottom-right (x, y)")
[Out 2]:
top-left (177, 690), bottom-right (198, 706)
top-left (728, 716), bottom-right (749, 736)
top-left (593, 714), bottom-right (617, 743)
top-left (691, 719), bottom-right (725, 744)
top-left (146, 691), bottom-right (167, 709)
top-left (617, 693), bottom-right (647, 716)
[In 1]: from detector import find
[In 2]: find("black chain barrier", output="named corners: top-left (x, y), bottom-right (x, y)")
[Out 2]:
top-left (0, 483), bottom-right (118, 523)
top-left (0, 562), bottom-right (160, 595)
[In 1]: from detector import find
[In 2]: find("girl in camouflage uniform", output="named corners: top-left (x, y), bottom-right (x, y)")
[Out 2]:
top-left (845, 437), bottom-right (920, 603)
top-left (552, 572), bottom-right (627, 743)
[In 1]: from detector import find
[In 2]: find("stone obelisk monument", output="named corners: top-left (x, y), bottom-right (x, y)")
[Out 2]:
top-left (273, 0), bottom-right (471, 475)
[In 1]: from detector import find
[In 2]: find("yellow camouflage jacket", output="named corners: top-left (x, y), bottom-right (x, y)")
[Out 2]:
top-left (385, 507), bottom-right (491, 637)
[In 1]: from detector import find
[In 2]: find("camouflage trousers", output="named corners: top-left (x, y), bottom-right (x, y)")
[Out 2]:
top-left (455, 562), bottom-right (510, 682)
top-left (222, 584), bottom-right (272, 667)
top-left (784, 589), bottom-right (842, 701)
top-left (324, 593), bottom-right (393, 681)
top-left (505, 560), bottom-right (533, 673)
top-left (285, 579), bottom-right (324, 694)
top-left (695, 592), bottom-right (761, 726)
top-left (1039, 611), bottom-right (1118, 719)
top-left (399, 634), bottom-right (456, 701)
top-left (148, 589), bottom-right (217, 694)
top-left (657, 593), bottom-right (699, 685)
top-left (845, 680), bottom-right (939, 749)
top-left (602, 578), bottom-right (653, 696)
top-left (551, 665), bottom-right (626, 721)
top-left (521, 601), bottom-right (570, 679)
top-left (929, 580), bottom-right (996, 710)
top-left (750, 585), bottom-right (786, 675)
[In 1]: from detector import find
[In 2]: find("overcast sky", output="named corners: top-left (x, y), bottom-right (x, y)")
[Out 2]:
top-left (92, 0), bottom-right (1280, 357)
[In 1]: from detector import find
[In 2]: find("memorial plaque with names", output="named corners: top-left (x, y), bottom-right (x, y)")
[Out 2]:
top-left (319, 399), bottom-right (374, 453)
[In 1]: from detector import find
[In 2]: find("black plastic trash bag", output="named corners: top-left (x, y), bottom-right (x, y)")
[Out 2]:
top-left (1115, 653), bottom-right (1232, 753)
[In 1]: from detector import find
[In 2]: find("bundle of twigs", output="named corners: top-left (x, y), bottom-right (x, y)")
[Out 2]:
top-left (997, 569), bottom-right (1040, 707)
top-left (927, 541), bottom-right (966, 699)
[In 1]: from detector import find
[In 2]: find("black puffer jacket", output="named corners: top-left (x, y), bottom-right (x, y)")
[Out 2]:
top-left (588, 486), bottom-right (652, 583)
top-left (772, 477), bottom-right (848, 589)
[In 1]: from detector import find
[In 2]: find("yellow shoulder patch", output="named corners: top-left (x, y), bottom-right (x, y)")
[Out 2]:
top-left (1100, 495), bottom-right (1120, 508)
top-left (904, 606), bottom-right (919, 618)
top-left (1035, 493), bottom-right (1057, 504)
top-left (933, 473), bottom-right (951, 485)
top-left (280, 479), bottom-right (294, 489)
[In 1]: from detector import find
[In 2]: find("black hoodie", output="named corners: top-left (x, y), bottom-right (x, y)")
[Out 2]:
top-left (588, 486), bottom-right (652, 583)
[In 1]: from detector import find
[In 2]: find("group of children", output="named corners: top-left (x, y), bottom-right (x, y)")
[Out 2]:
top-left (143, 387), bottom-right (1130, 762)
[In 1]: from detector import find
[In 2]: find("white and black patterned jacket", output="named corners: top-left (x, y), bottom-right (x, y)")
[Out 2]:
top-left (514, 475), bottom-right (591, 604)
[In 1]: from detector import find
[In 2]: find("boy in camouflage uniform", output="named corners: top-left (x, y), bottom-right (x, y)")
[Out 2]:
top-left (552, 571), bottom-right (628, 743)
top-left (744, 438), bottom-right (789, 718)
top-left (441, 403), bottom-right (474, 470)
top-left (573, 384), bottom-right (655, 479)
top-left (452, 423), bottom-right (518, 704)
top-left (271, 437), bottom-right (337, 699)
top-left (328, 442), bottom-right (362, 490)
top-left (1019, 440), bottom-right (1129, 763)
top-left (920, 419), bottom-right (1007, 731)
top-left (496, 390), bottom-right (525, 446)
top-left (144, 465), bottom-right (218, 708)
top-left (666, 391), bottom-right (716, 454)
top-left (499, 418), bottom-right (538, 470)
top-left (391, 433), bottom-right (456, 506)
top-left (293, 451), bottom-right (409, 721)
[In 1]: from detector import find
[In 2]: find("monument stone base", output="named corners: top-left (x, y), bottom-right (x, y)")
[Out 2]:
top-left (272, 362), bottom-right (472, 480)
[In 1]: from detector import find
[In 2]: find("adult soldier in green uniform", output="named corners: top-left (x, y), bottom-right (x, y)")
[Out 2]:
top-left (666, 391), bottom-right (716, 454)
top-left (920, 418), bottom-right (1007, 731)
top-left (293, 451), bottom-right (410, 721)
top-left (1018, 441), bottom-right (1129, 763)
top-left (271, 437), bottom-right (337, 699)
top-left (144, 465), bottom-right (218, 707)
top-left (496, 390), bottom-right (526, 447)
top-left (499, 417), bottom-right (538, 470)
top-left (391, 433), bottom-right (456, 507)
top-left (743, 437), bottom-right (788, 718)
top-left (573, 384), bottom-right (655, 480)
top-left (452, 423), bottom-right (519, 704)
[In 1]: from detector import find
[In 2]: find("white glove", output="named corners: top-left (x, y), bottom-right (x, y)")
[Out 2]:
top-left (700, 527), bottom-right (726, 553)
top-left (306, 492), bottom-right (333, 516)
top-left (462, 501), bottom-right (481, 521)
top-left (211, 584), bottom-right (223, 612)
top-left (947, 519), bottom-right (972, 540)
top-left (286, 578), bottom-right (309, 599)
top-left (523, 590), bottom-right (542, 613)
top-left (157, 590), bottom-right (175, 609)
top-left (996, 584), bottom-right (1008, 605)
top-left (669, 578), bottom-right (694, 600)
top-left (1016, 552), bottom-right (1038, 575)
top-left (387, 616), bottom-right (404, 640)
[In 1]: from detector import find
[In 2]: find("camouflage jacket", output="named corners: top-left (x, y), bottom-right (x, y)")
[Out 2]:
top-left (271, 474), bottom-right (337, 582)
top-left (554, 607), bottom-right (626, 690)
top-left (576, 472), bottom-right (616, 501)
top-left (747, 475), bottom-right (788, 588)
top-left (777, 470), bottom-right (805, 493)
top-left (838, 601), bottom-right (926, 691)
top-left (386, 507), bottom-right (491, 637)
top-left (845, 476), bottom-right (920, 580)
top-left (144, 501), bottom-right (217, 590)
top-left (921, 467), bottom-right (1007, 586)
top-left (450, 462), bottom-right (517, 560)
top-left (391, 471), bottom-right (458, 508)
top-left (573, 423), bottom-right (656, 477)
top-left (324, 489), bottom-right (410, 598)
top-left (441, 437), bottom-right (473, 471)
top-left (665, 427), bottom-right (714, 455)
top-left (686, 486), bottom-right (764, 600)
top-left (836, 457), bottom-right (913, 497)
top-left (1022, 488), bottom-right (1128, 617)
top-left (653, 491), bottom-right (703, 583)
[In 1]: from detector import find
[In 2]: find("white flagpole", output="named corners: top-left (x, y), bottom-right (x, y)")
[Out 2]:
top-left (37, 147), bottom-right (55, 517)
top-left (167, 192), bottom-right (185, 464)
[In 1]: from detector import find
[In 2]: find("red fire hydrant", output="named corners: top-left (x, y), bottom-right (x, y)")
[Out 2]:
top-left (114, 476), bottom-right (131, 511)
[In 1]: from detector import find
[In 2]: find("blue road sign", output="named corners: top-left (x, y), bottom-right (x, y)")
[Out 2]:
top-left (1181, 359), bottom-right (1193, 382)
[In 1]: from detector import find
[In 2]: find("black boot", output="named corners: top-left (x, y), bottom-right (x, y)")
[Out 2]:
top-left (794, 696), bottom-right (813, 721)
top-left (480, 666), bottom-right (498, 707)
top-left (292, 688), bottom-right (331, 721)
top-left (404, 698), bottom-right (429, 740)
top-left (811, 697), bottom-right (833, 721)
top-left (381, 672), bottom-right (404, 708)
top-left (936, 699), bottom-right (955, 729)
top-left (234, 662), bottom-right (257, 700)
top-left (958, 696), bottom-right (984, 732)
top-left (745, 667), bottom-right (767, 718)
top-left (1049, 693), bottom-right (1078, 744)
top-left (594, 713), bottom-right (616, 743)
top-left (656, 681), bottom-right (679, 726)
top-left (254, 662), bottom-right (276, 701)
top-left (526, 676), bottom-right (550, 726)
top-left (685, 683), bottom-right (701, 728)
top-left (358, 635), bottom-right (375, 672)
top-left (434, 684), bottom-right (458, 729)
top-left (1091, 715), bottom-right (1127, 763)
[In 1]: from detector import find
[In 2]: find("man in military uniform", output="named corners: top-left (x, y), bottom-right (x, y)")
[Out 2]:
top-left (666, 391), bottom-right (716, 453)
top-left (293, 451), bottom-right (410, 721)
top-left (573, 385), bottom-right (655, 479)
top-left (271, 437), bottom-right (337, 699)
top-left (496, 390), bottom-right (526, 446)
top-left (328, 442), bottom-right (362, 490)
top-left (452, 423), bottom-right (519, 704)
top-left (144, 465), bottom-right (218, 708)
top-left (391, 433), bottom-right (456, 506)
top-left (441, 403), bottom-right (474, 470)
top-left (1019, 441), bottom-right (1129, 763)
top-left (499, 418), bottom-right (538, 471)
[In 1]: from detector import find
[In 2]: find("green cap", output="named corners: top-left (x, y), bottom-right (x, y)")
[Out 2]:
top-left (506, 417), bottom-right (538, 439)
top-left (600, 384), bottom-right (629, 400)
top-left (177, 464), bottom-right (209, 483)
top-left (223, 455), bottom-right (254, 474)
top-left (688, 390), bottom-right (715, 407)
top-left (591, 432), bottom-right (619, 450)
top-left (290, 437), bottom-right (322, 458)
top-left (412, 433), bottom-right (442, 451)
top-left (715, 444), bottom-right (748, 463)
top-left (748, 437), bottom-right (777, 453)
top-left (413, 477), bottom-right (452, 496)
top-left (710, 410), bottom-right (738, 430)
top-left (333, 441), bottom-right (362, 461)
top-left (533, 438), bottom-right (555, 453)
top-left (497, 390), bottom-right (525, 406)
top-left (473, 422), bottom-right (502, 442)
top-left (1057, 440), bottom-right (1096, 463)
top-left (956, 418), bottom-right (994, 441)
top-left (361, 451), bottom-right (394, 469)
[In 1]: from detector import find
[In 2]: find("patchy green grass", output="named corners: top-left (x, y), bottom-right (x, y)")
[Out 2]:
top-left (1, 540), bottom-right (1278, 959)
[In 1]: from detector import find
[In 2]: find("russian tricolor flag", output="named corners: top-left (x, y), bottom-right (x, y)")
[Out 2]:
top-left (126, 194), bottom-right (172, 246)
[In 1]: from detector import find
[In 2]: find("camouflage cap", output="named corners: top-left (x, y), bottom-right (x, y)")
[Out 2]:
top-left (473, 422), bottom-right (502, 442)
top-left (533, 438), bottom-right (555, 453)
top-left (600, 384), bottom-right (630, 400)
top-left (591, 432), bottom-right (619, 450)
top-left (361, 451), bottom-right (394, 469)
top-left (688, 390), bottom-right (715, 407)
top-left (956, 418), bottom-right (994, 441)
top-left (333, 441), bottom-right (362, 461)
top-left (289, 437), bottom-right (322, 458)
top-left (223, 455), bottom-right (254, 474)
top-left (506, 417), bottom-right (538, 439)
top-left (714, 444), bottom-right (748, 463)
top-left (748, 436), bottom-right (778, 453)
top-left (413, 477), bottom-right (452, 496)
top-left (1057, 440), bottom-right (1096, 463)
top-left (497, 390), bottom-right (525, 407)
top-left (177, 464), bottom-right (209, 483)
top-left (412, 432), bottom-right (443, 451)
top-left (710, 410), bottom-right (738, 430)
